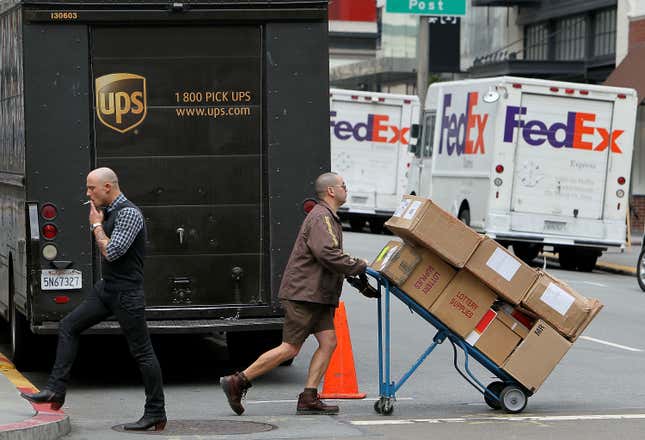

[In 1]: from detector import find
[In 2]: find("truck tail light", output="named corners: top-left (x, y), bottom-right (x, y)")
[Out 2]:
top-left (364, 96), bottom-right (372, 101)
top-left (618, 176), bottom-right (626, 185)
top-left (550, 87), bottom-right (559, 92)
top-left (54, 295), bottom-right (70, 304)
top-left (512, 83), bottom-right (522, 89)
top-left (579, 90), bottom-right (589, 95)
top-left (351, 95), bottom-right (359, 100)
top-left (495, 164), bottom-right (504, 173)
top-left (43, 224), bottom-right (58, 240)
top-left (378, 97), bottom-right (386, 102)
top-left (617, 93), bottom-right (627, 99)
top-left (565, 89), bottom-right (574, 94)
top-left (41, 203), bottom-right (58, 220)
top-left (42, 244), bottom-right (58, 260)
top-left (303, 198), bottom-right (317, 214)
top-left (404, 99), bottom-right (412, 104)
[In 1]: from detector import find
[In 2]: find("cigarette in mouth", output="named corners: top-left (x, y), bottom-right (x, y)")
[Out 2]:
top-left (82, 200), bottom-right (91, 205)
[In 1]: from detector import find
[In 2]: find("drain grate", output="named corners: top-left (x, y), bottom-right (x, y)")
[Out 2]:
top-left (112, 419), bottom-right (276, 435)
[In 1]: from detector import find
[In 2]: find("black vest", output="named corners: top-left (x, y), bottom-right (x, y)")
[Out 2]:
top-left (102, 199), bottom-right (146, 291)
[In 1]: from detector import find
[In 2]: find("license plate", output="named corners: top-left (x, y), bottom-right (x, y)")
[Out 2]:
top-left (544, 221), bottom-right (567, 232)
top-left (41, 269), bottom-right (83, 291)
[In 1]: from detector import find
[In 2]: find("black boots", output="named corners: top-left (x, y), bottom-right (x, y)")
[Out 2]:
top-left (221, 371), bottom-right (252, 415)
top-left (123, 415), bottom-right (167, 431)
top-left (20, 389), bottom-right (66, 410)
top-left (296, 388), bottom-right (339, 415)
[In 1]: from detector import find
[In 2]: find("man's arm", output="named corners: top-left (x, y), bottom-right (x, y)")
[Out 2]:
top-left (307, 215), bottom-right (366, 276)
top-left (93, 225), bottom-right (110, 258)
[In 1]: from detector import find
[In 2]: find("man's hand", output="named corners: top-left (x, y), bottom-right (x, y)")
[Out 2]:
top-left (89, 202), bottom-right (104, 225)
top-left (346, 273), bottom-right (380, 299)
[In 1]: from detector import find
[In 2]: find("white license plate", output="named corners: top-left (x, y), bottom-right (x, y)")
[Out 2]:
top-left (544, 221), bottom-right (567, 232)
top-left (41, 269), bottom-right (83, 291)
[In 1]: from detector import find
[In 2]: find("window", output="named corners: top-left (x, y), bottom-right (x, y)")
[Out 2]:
top-left (593, 8), bottom-right (616, 57)
top-left (554, 15), bottom-right (587, 61)
top-left (525, 23), bottom-right (549, 60)
top-left (421, 111), bottom-right (436, 158)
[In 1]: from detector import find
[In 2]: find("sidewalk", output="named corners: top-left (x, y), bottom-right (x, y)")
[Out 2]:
top-left (0, 353), bottom-right (70, 440)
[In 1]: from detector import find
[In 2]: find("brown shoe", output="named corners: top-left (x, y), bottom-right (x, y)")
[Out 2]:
top-left (296, 388), bottom-right (339, 415)
top-left (220, 372), bottom-right (252, 415)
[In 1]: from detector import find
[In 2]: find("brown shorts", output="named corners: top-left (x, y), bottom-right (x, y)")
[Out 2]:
top-left (281, 300), bottom-right (335, 346)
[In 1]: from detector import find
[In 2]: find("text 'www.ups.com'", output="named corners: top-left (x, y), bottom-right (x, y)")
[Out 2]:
top-left (175, 106), bottom-right (252, 118)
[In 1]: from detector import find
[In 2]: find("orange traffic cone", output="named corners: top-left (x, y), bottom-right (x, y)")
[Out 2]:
top-left (319, 301), bottom-right (366, 399)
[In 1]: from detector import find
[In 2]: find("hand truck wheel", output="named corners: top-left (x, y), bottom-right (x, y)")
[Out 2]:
top-left (374, 397), bottom-right (394, 416)
top-left (500, 385), bottom-right (528, 414)
top-left (484, 381), bottom-right (505, 410)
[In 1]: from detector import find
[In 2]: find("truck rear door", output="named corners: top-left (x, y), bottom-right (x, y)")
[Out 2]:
top-left (330, 97), bottom-right (403, 211)
top-left (92, 26), bottom-right (264, 308)
top-left (510, 93), bottom-right (612, 225)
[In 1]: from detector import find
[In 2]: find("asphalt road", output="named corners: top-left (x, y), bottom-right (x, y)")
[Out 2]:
top-left (2, 231), bottom-right (644, 440)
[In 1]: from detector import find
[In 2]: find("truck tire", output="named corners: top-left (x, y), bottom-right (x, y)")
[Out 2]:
top-left (512, 242), bottom-right (541, 264)
top-left (637, 247), bottom-right (645, 292)
top-left (9, 270), bottom-right (33, 369)
top-left (349, 219), bottom-right (365, 232)
top-left (369, 219), bottom-right (384, 234)
top-left (458, 208), bottom-right (470, 226)
top-left (576, 249), bottom-right (598, 272)
top-left (558, 247), bottom-right (577, 271)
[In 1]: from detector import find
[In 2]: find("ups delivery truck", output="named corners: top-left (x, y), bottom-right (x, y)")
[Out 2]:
top-left (0, 0), bottom-right (330, 367)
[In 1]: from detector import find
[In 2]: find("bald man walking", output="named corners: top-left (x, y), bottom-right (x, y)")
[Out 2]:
top-left (21, 167), bottom-right (166, 431)
top-left (221, 172), bottom-right (369, 416)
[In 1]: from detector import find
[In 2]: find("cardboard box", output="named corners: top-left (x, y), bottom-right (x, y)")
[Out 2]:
top-left (503, 320), bottom-right (572, 392)
top-left (496, 306), bottom-right (531, 339)
top-left (429, 271), bottom-right (497, 338)
top-left (466, 310), bottom-right (523, 366)
top-left (370, 241), bottom-right (421, 286)
top-left (398, 246), bottom-right (457, 310)
top-left (385, 196), bottom-right (483, 267)
top-left (465, 238), bottom-right (539, 305)
top-left (522, 271), bottom-right (604, 340)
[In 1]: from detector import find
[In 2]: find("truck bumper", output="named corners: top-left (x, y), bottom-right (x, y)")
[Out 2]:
top-left (33, 317), bottom-right (284, 335)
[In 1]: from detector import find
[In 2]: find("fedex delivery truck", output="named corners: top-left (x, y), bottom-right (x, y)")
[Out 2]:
top-left (330, 88), bottom-right (419, 233)
top-left (411, 77), bottom-right (638, 271)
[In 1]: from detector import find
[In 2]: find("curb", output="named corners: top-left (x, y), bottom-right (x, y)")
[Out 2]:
top-left (541, 252), bottom-right (637, 275)
top-left (0, 354), bottom-right (70, 440)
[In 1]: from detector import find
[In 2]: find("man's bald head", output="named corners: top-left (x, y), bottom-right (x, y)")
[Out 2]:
top-left (88, 167), bottom-right (119, 187)
top-left (315, 172), bottom-right (340, 198)
top-left (86, 167), bottom-right (122, 207)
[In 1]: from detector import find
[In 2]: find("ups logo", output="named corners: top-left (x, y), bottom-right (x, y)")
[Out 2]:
top-left (95, 73), bottom-right (147, 133)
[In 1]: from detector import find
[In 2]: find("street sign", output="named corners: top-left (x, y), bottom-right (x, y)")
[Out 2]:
top-left (386, 0), bottom-right (466, 16)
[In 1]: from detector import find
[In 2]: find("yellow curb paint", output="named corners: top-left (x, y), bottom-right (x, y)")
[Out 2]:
top-left (0, 352), bottom-right (38, 391)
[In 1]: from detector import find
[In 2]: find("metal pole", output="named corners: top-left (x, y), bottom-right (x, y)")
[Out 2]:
top-left (416, 15), bottom-right (429, 107)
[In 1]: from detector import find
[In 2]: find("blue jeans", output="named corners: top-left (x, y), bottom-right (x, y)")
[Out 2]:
top-left (47, 280), bottom-right (165, 417)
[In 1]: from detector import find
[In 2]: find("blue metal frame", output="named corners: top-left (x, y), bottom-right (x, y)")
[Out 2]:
top-left (367, 268), bottom-right (529, 405)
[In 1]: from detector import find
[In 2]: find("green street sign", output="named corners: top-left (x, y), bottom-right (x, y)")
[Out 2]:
top-left (386, 0), bottom-right (466, 16)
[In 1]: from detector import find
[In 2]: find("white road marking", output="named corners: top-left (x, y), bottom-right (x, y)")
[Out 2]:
top-left (579, 336), bottom-right (643, 352)
top-left (350, 413), bottom-right (645, 426)
top-left (247, 397), bottom-right (413, 404)
top-left (582, 281), bottom-right (607, 287)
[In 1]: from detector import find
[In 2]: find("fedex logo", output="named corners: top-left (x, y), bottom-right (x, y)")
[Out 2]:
top-left (330, 111), bottom-right (409, 144)
top-left (503, 106), bottom-right (623, 153)
top-left (438, 92), bottom-right (489, 156)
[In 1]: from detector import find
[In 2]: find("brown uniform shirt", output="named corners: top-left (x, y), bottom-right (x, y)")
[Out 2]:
top-left (278, 201), bottom-right (367, 306)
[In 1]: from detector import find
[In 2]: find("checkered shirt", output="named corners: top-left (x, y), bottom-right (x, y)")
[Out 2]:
top-left (105, 194), bottom-right (144, 262)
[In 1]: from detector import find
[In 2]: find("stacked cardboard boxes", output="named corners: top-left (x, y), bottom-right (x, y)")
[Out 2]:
top-left (370, 195), bottom-right (603, 393)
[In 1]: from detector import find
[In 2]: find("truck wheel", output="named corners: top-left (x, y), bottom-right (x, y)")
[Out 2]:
top-left (637, 247), bottom-right (645, 292)
top-left (9, 275), bottom-right (32, 369)
top-left (349, 219), bottom-right (365, 232)
top-left (575, 248), bottom-right (599, 272)
top-left (558, 247), bottom-right (577, 271)
top-left (458, 208), bottom-right (470, 226)
top-left (369, 219), bottom-right (384, 234)
top-left (512, 242), bottom-right (541, 264)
